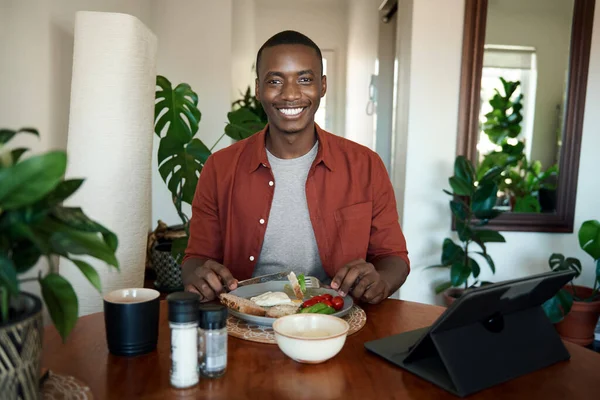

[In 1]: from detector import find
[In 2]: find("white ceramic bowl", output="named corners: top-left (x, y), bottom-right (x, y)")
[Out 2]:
top-left (272, 313), bottom-right (350, 364)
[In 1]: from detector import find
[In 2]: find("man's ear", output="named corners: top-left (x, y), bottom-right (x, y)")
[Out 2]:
top-left (255, 78), bottom-right (260, 101)
top-left (321, 75), bottom-right (327, 98)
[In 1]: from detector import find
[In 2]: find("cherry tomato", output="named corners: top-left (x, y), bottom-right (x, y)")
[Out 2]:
top-left (323, 300), bottom-right (333, 308)
top-left (331, 296), bottom-right (344, 311)
top-left (321, 294), bottom-right (333, 302)
top-left (302, 298), bottom-right (320, 308)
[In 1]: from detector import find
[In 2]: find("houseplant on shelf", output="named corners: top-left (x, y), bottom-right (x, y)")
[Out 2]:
top-left (149, 76), bottom-right (265, 291)
top-left (542, 219), bottom-right (600, 346)
top-left (427, 156), bottom-right (506, 306)
top-left (0, 127), bottom-right (119, 397)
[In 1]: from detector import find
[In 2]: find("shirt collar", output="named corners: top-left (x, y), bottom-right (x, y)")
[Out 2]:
top-left (247, 123), bottom-right (336, 173)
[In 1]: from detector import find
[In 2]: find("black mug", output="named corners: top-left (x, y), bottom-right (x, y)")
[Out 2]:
top-left (103, 288), bottom-right (160, 356)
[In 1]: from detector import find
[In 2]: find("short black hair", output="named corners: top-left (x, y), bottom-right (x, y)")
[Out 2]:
top-left (255, 30), bottom-right (323, 78)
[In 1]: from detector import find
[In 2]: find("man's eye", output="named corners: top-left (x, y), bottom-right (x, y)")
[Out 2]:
top-left (299, 77), bottom-right (312, 83)
top-left (267, 80), bottom-right (282, 85)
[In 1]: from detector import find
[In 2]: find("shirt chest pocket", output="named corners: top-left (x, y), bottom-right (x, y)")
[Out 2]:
top-left (334, 201), bottom-right (372, 260)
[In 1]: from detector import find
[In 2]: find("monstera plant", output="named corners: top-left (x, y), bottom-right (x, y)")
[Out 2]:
top-left (542, 219), bottom-right (600, 346)
top-left (152, 76), bottom-right (265, 270)
top-left (427, 156), bottom-right (507, 304)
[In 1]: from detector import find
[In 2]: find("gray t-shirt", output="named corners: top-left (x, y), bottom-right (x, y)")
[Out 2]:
top-left (253, 141), bottom-right (329, 283)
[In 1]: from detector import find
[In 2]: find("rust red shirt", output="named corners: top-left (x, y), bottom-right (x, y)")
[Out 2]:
top-left (184, 125), bottom-right (410, 280)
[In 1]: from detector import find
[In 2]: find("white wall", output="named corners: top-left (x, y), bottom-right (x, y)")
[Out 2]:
top-left (254, 0), bottom-right (348, 136)
top-left (397, 0), bottom-right (600, 305)
top-left (345, 0), bottom-right (381, 148)
top-left (232, 0), bottom-right (256, 100)
top-left (150, 0), bottom-right (233, 227)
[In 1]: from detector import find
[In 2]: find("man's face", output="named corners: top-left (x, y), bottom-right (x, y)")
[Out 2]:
top-left (255, 44), bottom-right (327, 135)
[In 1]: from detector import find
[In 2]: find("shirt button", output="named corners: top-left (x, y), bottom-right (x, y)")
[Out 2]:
top-left (249, 256), bottom-right (255, 261)
top-left (259, 218), bottom-right (265, 224)
top-left (269, 181), bottom-right (274, 186)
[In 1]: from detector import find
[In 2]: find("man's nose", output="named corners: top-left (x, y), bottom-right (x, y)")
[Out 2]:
top-left (281, 81), bottom-right (301, 102)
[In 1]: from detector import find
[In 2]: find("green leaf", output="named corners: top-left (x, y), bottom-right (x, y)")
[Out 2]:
top-left (449, 176), bottom-right (472, 196)
top-left (578, 220), bottom-right (600, 260)
top-left (473, 229), bottom-right (506, 243)
top-left (48, 226), bottom-right (119, 268)
top-left (69, 258), bottom-right (102, 292)
top-left (43, 179), bottom-right (84, 206)
top-left (475, 251), bottom-right (496, 274)
top-left (0, 127), bottom-right (39, 145)
top-left (454, 156), bottom-right (475, 186)
top-left (11, 241), bottom-right (41, 273)
top-left (542, 289), bottom-right (573, 324)
top-left (225, 108), bottom-right (266, 141)
top-left (473, 209), bottom-right (502, 221)
top-left (9, 148), bottom-right (28, 165)
top-left (472, 182), bottom-right (498, 214)
top-left (170, 236), bottom-right (189, 264)
top-left (40, 273), bottom-right (78, 342)
top-left (435, 281), bottom-right (452, 294)
top-left (514, 195), bottom-right (541, 213)
top-left (451, 261), bottom-right (471, 286)
top-left (479, 166), bottom-right (503, 185)
top-left (50, 207), bottom-right (119, 253)
top-left (548, 253), bottom-right (581, 277)
top-left (298, 274), bottom-right (306, 292)
top-left (455, 221), bottom-right (472, 242)
top-left (441, 238), bottom-right (464, 265)
top-left (155, 76), bottom-right (201, 143)
top-left (186, 139), bottom-right (211, 165)
top-left (0, 151), bottom-right (67, 209)
top-left (0, 254), bottom-right (19, 295)
top-left (157, 135), bottom-right (206, 205)
top-left (450, 200), bottom-right (468, 221)
top-left (469, 257), bottom-right (481, 278)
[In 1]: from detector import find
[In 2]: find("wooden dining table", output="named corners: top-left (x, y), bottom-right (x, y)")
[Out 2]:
top-left (42, 298), bottom-right (600, 399)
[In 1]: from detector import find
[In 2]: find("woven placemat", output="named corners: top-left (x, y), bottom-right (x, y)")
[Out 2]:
top-left (227, 304), bottom-right (367, 344)
top-left (40, 370), bottom-right (93, 399)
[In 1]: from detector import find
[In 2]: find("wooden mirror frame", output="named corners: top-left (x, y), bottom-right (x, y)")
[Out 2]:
top-left (455, 0), bottom-right (595, 233)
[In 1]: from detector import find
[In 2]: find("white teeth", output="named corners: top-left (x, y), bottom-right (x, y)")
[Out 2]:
top-left (278, 107), bottom-right (304, 116)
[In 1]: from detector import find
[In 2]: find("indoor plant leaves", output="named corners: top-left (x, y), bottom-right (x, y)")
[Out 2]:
top-left (40, 273), bottom-right (78, 342)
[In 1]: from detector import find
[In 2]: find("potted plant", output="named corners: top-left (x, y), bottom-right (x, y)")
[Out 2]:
top-left (149, 76), bottom-right (265, 291)
top-left (476, 78), bottom-right (557, 213)
top-left (427, 156), bottom-right (506, 306)
top-left (542, 219), bottom-right (600, 346)
top-left (0, 127), bottom-right (119, 397)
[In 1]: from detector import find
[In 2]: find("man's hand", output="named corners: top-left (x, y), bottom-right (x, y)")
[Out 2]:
top-left (181, 258), bottom-right (238, 302)
top-left (330, 259), bottom-right (390, 304)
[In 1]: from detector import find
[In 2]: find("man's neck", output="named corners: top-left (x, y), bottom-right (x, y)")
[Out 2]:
top-left (265, 123), bottom-right (317, 159)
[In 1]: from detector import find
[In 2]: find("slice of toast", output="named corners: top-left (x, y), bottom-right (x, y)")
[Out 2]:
top-left (287, 272), bottom-right (304, 300)
top-left (265, 304), bottom-right (300, 318)
top-left (219, 293), bottom-right (266, 317)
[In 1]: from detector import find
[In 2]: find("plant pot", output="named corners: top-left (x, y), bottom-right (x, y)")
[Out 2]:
top-left (443, 288), bottom-right (465, 307)
top-left (554, 285), bottom-right (600, 346)
top-left (150, 241), bottom-right (183, 292)
top-left (0, 292), bottom-right (44, 399)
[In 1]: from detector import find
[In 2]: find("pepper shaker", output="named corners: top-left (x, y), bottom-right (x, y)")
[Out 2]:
top-left (167, 292), bottom-right (200, 388)
top-left (198, 304), bottom-right (228, 378)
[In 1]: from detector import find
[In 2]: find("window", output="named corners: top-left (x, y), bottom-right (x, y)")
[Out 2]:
top-left (477, 45), bottom-right (537, 162)
top-left (314, 50), bottom-right (335, 131)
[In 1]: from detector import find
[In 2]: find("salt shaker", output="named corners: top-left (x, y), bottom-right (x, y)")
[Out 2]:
top-left (198, 304), bottom-right (228, 378)
top-left (167, 292), bottom-right (200, 388)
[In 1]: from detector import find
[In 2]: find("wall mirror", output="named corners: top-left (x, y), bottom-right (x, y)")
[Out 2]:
top-left (456, 0), bottom-right (595, 232)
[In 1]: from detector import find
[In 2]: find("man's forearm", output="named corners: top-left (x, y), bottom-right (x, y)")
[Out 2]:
top-left (372, 255), bottom-right (409, 296)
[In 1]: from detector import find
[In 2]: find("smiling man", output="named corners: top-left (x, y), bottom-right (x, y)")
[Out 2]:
top-left (181, 30), bottom-right (410, 304)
